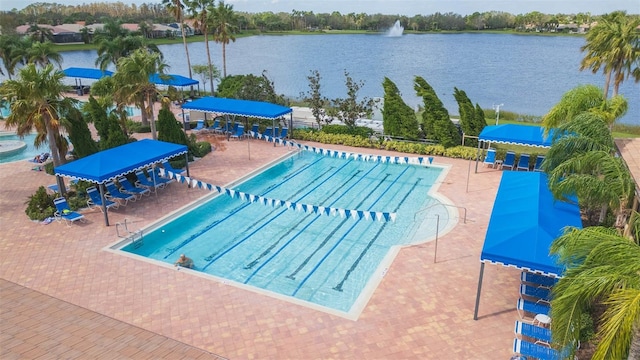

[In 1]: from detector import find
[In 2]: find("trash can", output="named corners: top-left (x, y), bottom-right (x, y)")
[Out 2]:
top-left (76, 88), bottom-right (83, 96)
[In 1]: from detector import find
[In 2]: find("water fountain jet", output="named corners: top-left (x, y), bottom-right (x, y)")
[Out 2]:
top-left (386, 20), bottom-right (404, 37)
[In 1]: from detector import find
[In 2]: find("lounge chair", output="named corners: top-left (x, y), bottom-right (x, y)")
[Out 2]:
top-left (117, 177), bottom-right (150, 198)
top-left (534, 155), bottom-right (545, 172)
top-left (483, 148), bottom-right (496, 168)
top-left (151, 168), bottom-right (174, 185)
top-left (513, 339), bottom-right (561, 360)
top-left (273, 127), bottom-right (280, 139)
top-left (162, 160), bottom-right (186, 176)
top-left (521, 271), bottom-right (558, 288)
top-left (516, 298), bottom-right (550, 322)
top-left (230, 124), bottom-right (245, 140)
top-left (517, 153), bottom-right (531, 171)
top-left (250, 123), bottom-right (259, 138)
top-left (105, 181), bottom-right (136, 205)
top-left (514, 321), bottom-right (552, 346)
top-left (520, 284), bottom-right (552, 303)
top-left (135, 170), bottom-right (165, 190)
top-left (502, 151), bottom-right (516, 170)
top-left (53, 197), bottom-right (85, 225)
top-left (193, 119), bottom-right (205, 131)
top-left (276, 127), bottom-right (288, 140)
top-left (87, 186), bottom-right (119, 211)
top-left (201, 119), bottom-right (219, 133)
top-left (264, 127), bottom-right (273, 139)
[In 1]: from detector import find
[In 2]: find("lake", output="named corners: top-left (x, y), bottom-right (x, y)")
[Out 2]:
top-left (14, 33), bottom-right (640, 125)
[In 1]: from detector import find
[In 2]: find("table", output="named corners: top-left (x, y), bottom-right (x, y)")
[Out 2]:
top-left (534, 313), bottom-right (551, 327)
top-left (494, 160), bottom-right (503, 169)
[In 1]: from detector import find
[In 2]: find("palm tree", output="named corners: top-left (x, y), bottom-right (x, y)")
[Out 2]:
top-left (27, 41), bottom-right (63, 68)
top-left (95, 35), bottom-right (161, 70)
top-left (186, 0), bottom-right (215, 93)
top-left (210, 0), bottom-right (238, 78)
top-left (543, 112), bottom-right (634, 225)
top-left (542, 84), bottom-right (628, 131)
top-left (0, 35), bottom-right (27, 80)
top-left (580, 11), bottom-right (640, 98)
top-left (163, 0), bottom-right (194, 96)
top-left (27, 24), bottom-right (54, 43)
top-left (550, 226), bottom-right (640, 360)
top-left (113, 49), bottom-right (169, 140)
top-left (0, 64), bottom-right (77, 193)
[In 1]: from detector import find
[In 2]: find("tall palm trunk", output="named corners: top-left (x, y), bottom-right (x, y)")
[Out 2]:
top-left (222, 43), bottom-right (227, 78)
top-left (629, 327), bottom-right (640, 360)
top-left (603, 69), bottom-right (612, 99)
top-left (45, 116), bottom-right (66, 195)
top-left (146, 94), bottom-right (157, 140)
top-left (204, 32), bottom-right (215, 94)
top-left (180, 21), bottom-right (194, 97)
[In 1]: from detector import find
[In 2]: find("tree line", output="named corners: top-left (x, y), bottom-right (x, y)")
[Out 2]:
top-left (1, 1), bottom-right (633, 34)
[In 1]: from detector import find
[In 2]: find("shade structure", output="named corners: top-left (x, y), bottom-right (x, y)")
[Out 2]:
top-left (473, 171), bottom-right (583, 319)
top-left (479, 124), bottom-right (557, 148)
top-left (54, 140), bottom-right (188, 226)
top-left (63, 67), bottom-right (113, 79)
top-left (182, 97), bottom-right (292, 119)
top-left (55, 139), bottom-right (187, 184)
top-left (149, 73), bottom-right (198, 87)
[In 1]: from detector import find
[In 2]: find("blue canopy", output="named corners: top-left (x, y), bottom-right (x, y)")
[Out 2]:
top-left (480, 171), bottom-right (583, 276)
top-left (63, 67), bottom-right (113, 79)
top-left (54, 139), bottom-right (187, 184)
top-left (149, 73), bottom-right (198, 87)
top-left (479, 124), bottom-right (556, 148)
top-left (182, 97), bottom-right (292, 119)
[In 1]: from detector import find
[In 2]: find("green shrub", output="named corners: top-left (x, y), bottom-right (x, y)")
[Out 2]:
top-left (137, 125), bottom-right (151, 133)
top-left (193, 141), bottom-right (212, 157)
top-left (169, 158), bottom-right (187, 169)
top-left (25, 186), bottom-right (56, 221)
top-left (127, 120), bottom-right (142, 134)
top-left (322, 124), bottom-right (374, 138)
top-left (44, 162), bottom-right (55, 175)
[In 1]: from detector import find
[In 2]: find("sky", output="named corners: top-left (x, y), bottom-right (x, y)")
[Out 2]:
top-left (1, 0), bottom-right (638, 15)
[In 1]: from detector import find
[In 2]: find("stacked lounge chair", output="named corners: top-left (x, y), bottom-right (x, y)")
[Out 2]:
top-left (105, 181), bottom-right (136, 205)
top-left (87, 186), bottom-right (119, 212)
top-left (117, 177), bottom-right (150, 198)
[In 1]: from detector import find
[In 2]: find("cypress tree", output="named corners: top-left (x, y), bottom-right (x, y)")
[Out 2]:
top-left (158, 101), bottom-right (189, 146)
top-left (66, 109), bottom-right (98, 159)
top-left (382, 77), bottom-right (419, 140)
top-left (474, 103), bottom-right (487, 135)
top-left (414, 76), bottom-right (461, 148)
top-left (453, 87), bottom-right (478, 147)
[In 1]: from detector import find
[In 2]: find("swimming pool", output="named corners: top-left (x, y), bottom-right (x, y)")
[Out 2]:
top-left (0, 133), bottom-right (43, 163)
top-left (118, 150), bottom-right (454, 317)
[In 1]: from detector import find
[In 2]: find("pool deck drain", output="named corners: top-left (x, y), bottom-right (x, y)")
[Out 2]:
top-left (0, 135), bottom-right (520, 359)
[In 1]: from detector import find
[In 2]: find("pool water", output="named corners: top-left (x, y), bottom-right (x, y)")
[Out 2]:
top-left (120, 151), bottom-right (452, 315)
top-left (0, 133), bottom-right (43, 163)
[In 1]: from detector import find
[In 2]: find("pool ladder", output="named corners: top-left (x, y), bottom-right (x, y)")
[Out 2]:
top-left (116, 219), bottom-right (144, 249)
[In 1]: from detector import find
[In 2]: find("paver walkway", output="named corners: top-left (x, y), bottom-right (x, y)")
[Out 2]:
top-left (1, 135), bottom-right (521, 359)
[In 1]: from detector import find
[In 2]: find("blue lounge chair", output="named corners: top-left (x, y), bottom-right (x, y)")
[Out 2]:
top-left (230, 124), bottom-right (245, 140)
top-left (87, 186), bottom-right (119, 211)
top-left (520, 284), bottom-right (552, 303)
top-left (513, 339), bottom-right (561, 360)
top-left (117, 177), bottom-right (150, 198)
top-left (273, 127), bottom-right (280, 139)
top-left (517, 298), bottom-right (550, 322)
top-left (276, 127), bottom-right (288, 140)
top-left (483, 148), bottom-right (496, 168)
top-left (517, 153), bottom-right (531, 171)
top-left (53, 197), bottom-right (85, 225)
top-left (151, 168), bottom-right (174, 186)
top-left (264, 127), bottom-right (273, 139)
top-left (521, 272), bottom-right (558, 288)
top-left (162, 160), bottom-right (186, 176)
top-left (105, 181), bottom-right (136, 205)
top-left (203, 119), bottom-right (220, 133)
top-left (193, 119), bottom-right (205, 131)
top-left (135, 170), bottom-right (165, 190)
top-left (250, 123), bottom-right (259, 138)
top-left (534, 155), bottom-right (545, 172)
top-left (514, 321), bottom-right (552, 346)
top-left (502, 151), bottom-right (516, 170)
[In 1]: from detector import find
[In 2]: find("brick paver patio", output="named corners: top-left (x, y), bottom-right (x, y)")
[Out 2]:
top-left (0, 134), bottom-right (521, 359)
